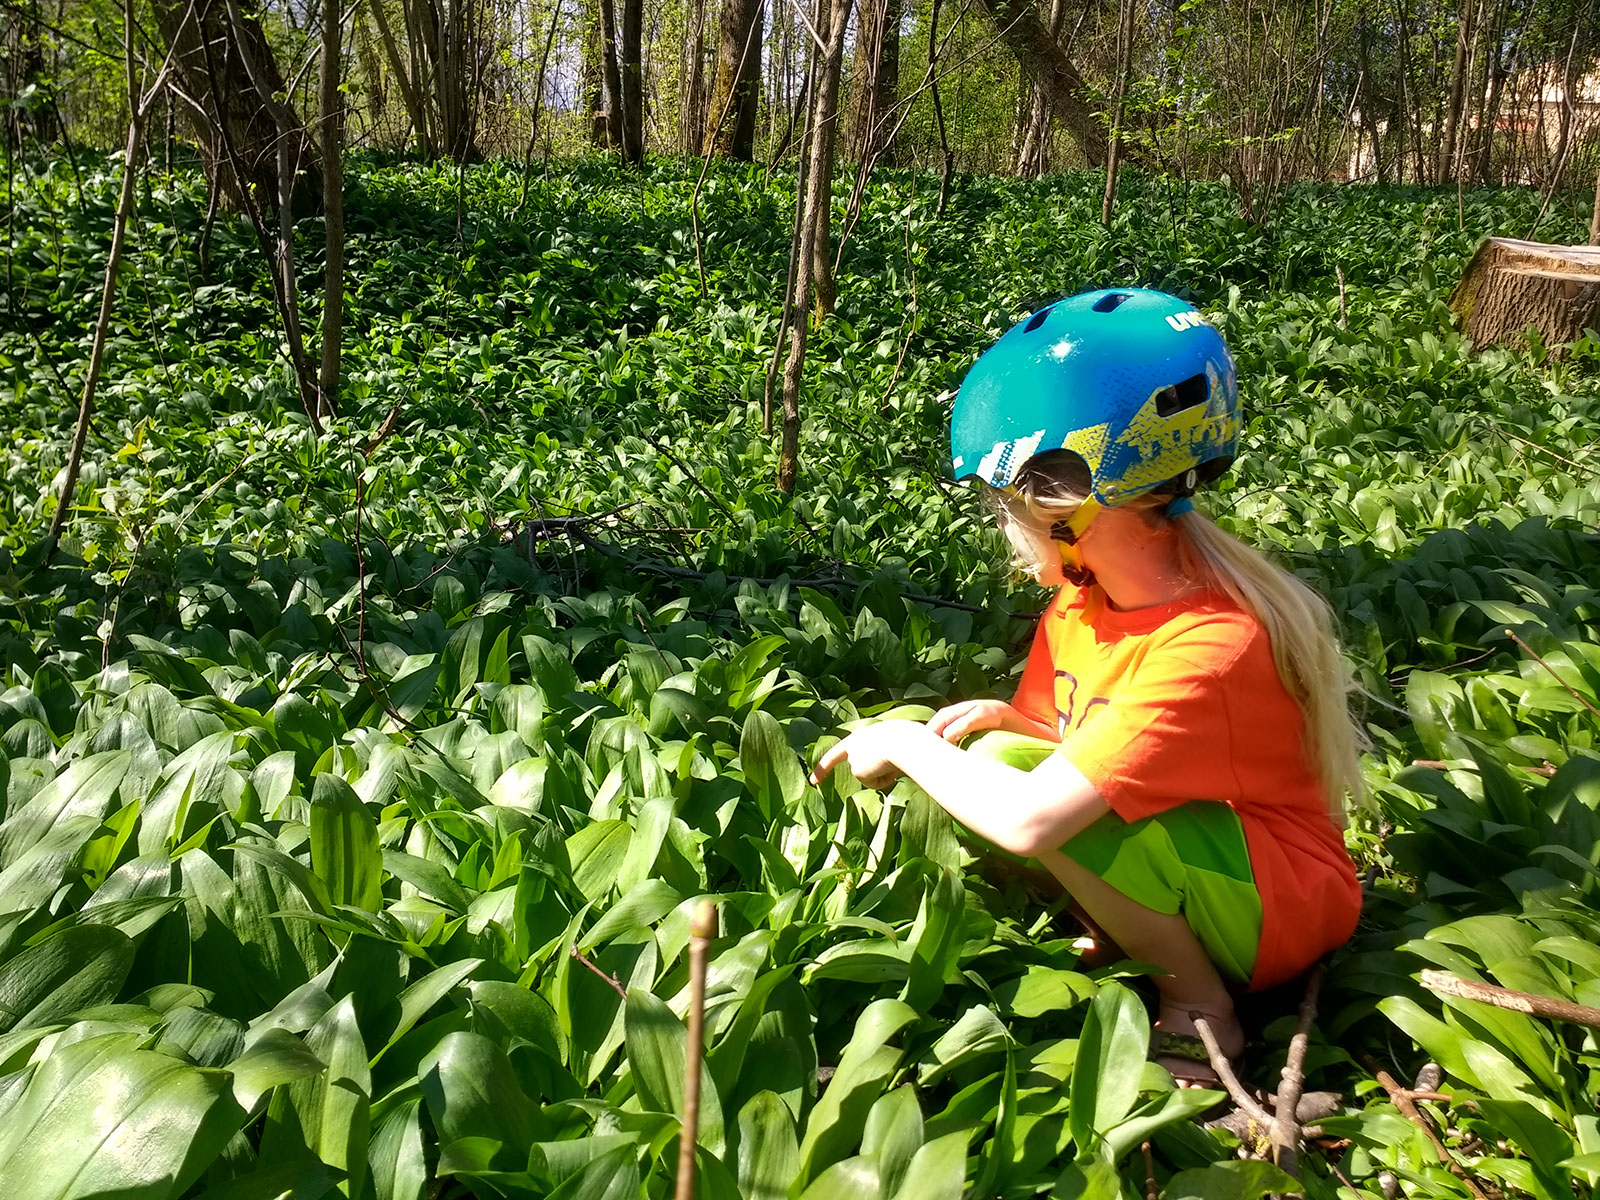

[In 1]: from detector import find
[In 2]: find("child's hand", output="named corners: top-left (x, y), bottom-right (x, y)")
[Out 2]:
top-left (809, 720), bottom-right (917, 791)
top-left (928, 699), bottom-right (1024, 743)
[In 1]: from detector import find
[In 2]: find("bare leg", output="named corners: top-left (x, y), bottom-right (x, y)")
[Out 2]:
top-left (1036, 848), bottom-right (1244, 1084)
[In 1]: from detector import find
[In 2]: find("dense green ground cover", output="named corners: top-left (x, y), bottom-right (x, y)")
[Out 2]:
top-left (1, 155), bottom-right (1599, 1198)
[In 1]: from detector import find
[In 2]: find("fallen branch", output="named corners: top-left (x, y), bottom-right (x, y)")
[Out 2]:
top-left (1362, 1055), bottom-right (1489, 1200)
top-left (675, 899), bottom-right (718, 1200)
top-left (1190, 1015), bottom-right (1274, 1128)
top-left (1270, 962), bottom-right (1325, 1175)
top-left (1421, 968), bottom-right (1600, 1030)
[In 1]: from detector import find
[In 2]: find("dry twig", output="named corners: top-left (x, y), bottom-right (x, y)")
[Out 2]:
top-left (1362, 1056), bottom-right (1489, 1200)
top-left (571, 946), bottom-right (629, 1001)
top-left (1190, 1015), bottom-right (1274, 1127)
top-left (675, 899), bottom-right (718, 1200)
top-left (1421, 968), bottom-right (1600, 1030)
top-left (1270, 962), bottom-right (1325, 1174)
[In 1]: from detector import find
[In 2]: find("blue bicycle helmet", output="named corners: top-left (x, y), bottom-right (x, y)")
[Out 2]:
top-left (950, 287), bottom-right (1239, 541)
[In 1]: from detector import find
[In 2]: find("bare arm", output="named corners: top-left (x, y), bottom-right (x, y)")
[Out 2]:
top-left (927, 698), bottom-right (1060, 744)
top-left (810, 719), bottom-right (1109, 857)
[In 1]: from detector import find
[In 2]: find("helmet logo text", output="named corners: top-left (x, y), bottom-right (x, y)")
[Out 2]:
top-left (1165, 311), bottom-right (1209, 332)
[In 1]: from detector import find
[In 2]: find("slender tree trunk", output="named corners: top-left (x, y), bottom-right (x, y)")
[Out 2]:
top-left (681, 0), bottom-right (709, 154)
top-left (597, 0), bottom-right (625, 151)
top-left (778, 0), bottom-right (853, 492)
top-left (1015, 0), bottom-right (1065, 175)
top-left (52, 0), bottom-right (160, 546)
top-left (1100, 0), bottom-right (1134, 224)
top-left (619, 0), bottom-right (644, 163)
top-left (807, 0), bottom-right (853, 324)
top-left (1441, 0), bottom-right (1476, 183)
top-left (583, 2), bottom-right (610, 146)
top-left (369, 0), bottom-right (431, 153)
top-left (319, 0), bottom-right (345, 412)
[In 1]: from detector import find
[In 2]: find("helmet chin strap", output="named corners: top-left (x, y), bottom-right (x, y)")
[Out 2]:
top-left (1049, 495), bottom-right (1103, 588)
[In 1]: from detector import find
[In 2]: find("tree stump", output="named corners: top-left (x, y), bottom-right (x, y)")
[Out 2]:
top-left (1451, 237), bottom-right (1600, 354)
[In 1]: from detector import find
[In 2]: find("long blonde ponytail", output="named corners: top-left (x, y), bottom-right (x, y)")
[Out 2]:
top-left (1000, 453), bottom-right (1366, 822)
top-left (1172, 509), bottom-right (1366, 821)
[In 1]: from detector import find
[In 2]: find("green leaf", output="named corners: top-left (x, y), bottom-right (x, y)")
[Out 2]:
top-left (737, 1090), bottom-right (799, 1200)
top-left (375, 959), bottom-right (483, 1063)
top-left (889, 1130), bottom-right (968, 1200)
top-left (917, 1005), bottom-right (1010, 1085)
top-left (1068, 981), bottom-right (1146, 1152)
top-left (797, 1155), bottom-right (880, 1199)
top-left (369, 1097), bottom-right (427, 1200)
top-left (579, 879), bottom-right (680, 950)
top-left (0, 751), bottom-right (130, 867)
top-left (740, 709), bottom-right (805, 821)
top-left (796, 998), bottom-right (917, 1185)
top-left (0, 1032), bottom-right (244, 1199)
top-left (623, 988), bottom-right (725, 1153)
top-left (193, 1161), bottom-right (342, 1200)
top-left (288, 995), bottom-right (372, 1199)
top-left (0, 924), bottom-right (133, 1033)
top-left (227, 1027), bottom-right (326, 1111)
top-left (193, 1162), bottom-right (341, 1200)
top-left (862, 1085), bottom-right (923, 1199)
top-left (309, 774), bottom-right (382, 913)
top-left (419, 1031), bottom-right (544, 1160)
top-left (1164, 1160), bottom-right (1304, 1199)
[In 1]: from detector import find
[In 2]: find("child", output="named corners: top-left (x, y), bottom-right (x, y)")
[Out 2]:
top-left (809, 287), bottom-right (1363, 1084)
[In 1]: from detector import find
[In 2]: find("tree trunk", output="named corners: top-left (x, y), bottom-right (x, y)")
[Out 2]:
top-left (1100, 0), bottom-right (1134, 224)
top-left (1015, 0), bottom-right (1065, 176)
top-left (319, 0), bottom-right (345, 413)
top-left (807, 0), bottom-right (852, 323)
top-left (51, 0), bottom-right (150, 547)
top-left (1440, 0), bottom-right (1477, 183)
top-left (583, 3), bottom-right (610, 146)
top-left (1451, 237), bottom-right (1600, 354)
top-left (848, 0), bottom-right (901, 164)
top-left (152, 0), bottom-right (320, 215)
top-left (778, 0), bottom-right (853, 492)
top-left (706, 0), bottom-right (765, 158)
top-left (597, 0), bottom-right (626, 151)
top-left (619, 0), bottom-right (645, 164)
top-left (970, 0), bottom-right (1114, 167)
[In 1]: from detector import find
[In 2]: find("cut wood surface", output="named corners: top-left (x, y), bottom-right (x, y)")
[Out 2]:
top-left (1451, 237), bottom-right (1600, 353)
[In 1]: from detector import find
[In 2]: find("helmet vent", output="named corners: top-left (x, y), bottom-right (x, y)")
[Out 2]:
top-left (1023, 306), bottom-right (1056, 333)
top-left (1091, 292), bottom-right (1133, 313)
top-left (1155, 373), bottom-right (1209, 417)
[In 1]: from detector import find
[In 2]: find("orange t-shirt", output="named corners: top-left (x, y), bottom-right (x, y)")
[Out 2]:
top-left (1011, 583), bottom-right (1360, 991)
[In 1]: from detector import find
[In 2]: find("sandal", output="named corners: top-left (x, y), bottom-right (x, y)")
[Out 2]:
top-left (1150, 1028), bottom-right (1223, 1088)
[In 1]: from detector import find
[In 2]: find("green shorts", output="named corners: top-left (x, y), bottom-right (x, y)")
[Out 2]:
top-left (971, 731), bottom-right (1263, 983)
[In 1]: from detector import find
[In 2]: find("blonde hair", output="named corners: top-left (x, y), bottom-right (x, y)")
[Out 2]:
top-left (999, 453), bottom-right (1366, 821)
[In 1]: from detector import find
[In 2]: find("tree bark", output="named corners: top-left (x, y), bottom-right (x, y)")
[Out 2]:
top-left (706, 0), bottom-right (765, 158)
top-left (319, 0), bottom-right (346, 412)
top-left (807, 0), bottom-right (852, 323)
top-left (971, 0), bottom-right (1114, 167)
top-left (778, 0), bottom-right (853, 492)
top-left (583, 2), bottom-right (610, 146)
top-left (1451, 236), bottom-right (1600, 354)
top-left (1100, 0), bottom-right (1134, 223)
top-left (597, 0), bottom-right (625, 151)
top-left (848, 0), bottom-right (901, 164)
top-left (618, 0), bottom-right (645, 164)
top-left (152, 0), bottom-right (320, 214)
top-left (51, 0), bottom-right (171, 547)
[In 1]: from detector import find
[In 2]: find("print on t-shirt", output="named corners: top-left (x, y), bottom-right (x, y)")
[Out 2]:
top-left (1054, 669), bottom-right (1110, 737)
